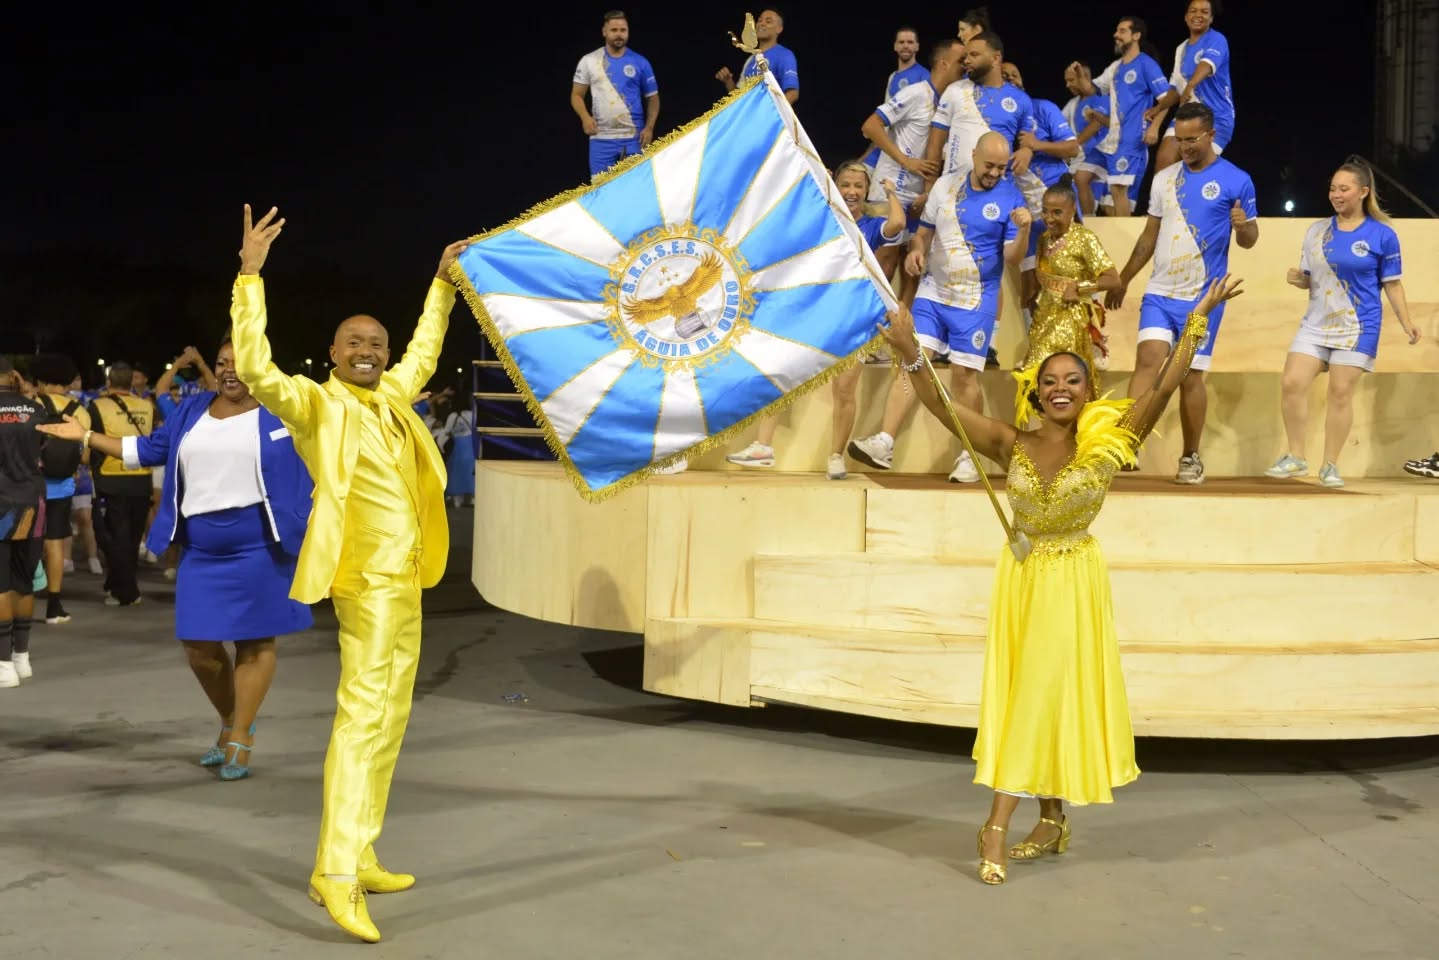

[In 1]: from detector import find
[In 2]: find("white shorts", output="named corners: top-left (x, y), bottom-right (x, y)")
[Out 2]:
top-left (1073, 161), bottom-right (1108, 181)
top-left (72, 494), bottom-right (92, 511)
top-left (1289, 328), bottom-right (1375, 372)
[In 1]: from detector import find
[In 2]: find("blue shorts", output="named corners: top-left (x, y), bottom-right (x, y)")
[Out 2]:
top-left (1137, 293), bottom-right (1227, 371)
top-left (912, 296), bottom-right (995, 371)
top-left (1104, 146), bottom-right (1149, 203)
top-left (589, 137), bottom-right (642, 176)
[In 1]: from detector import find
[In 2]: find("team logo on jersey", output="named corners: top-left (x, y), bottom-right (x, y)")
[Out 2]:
top-left (1001, 96), bottom-right (1017, 113)
top-left (971, 329), bottom-right (987, 351)
top-left (1124, 69), bottom-right (1137, 84)
top-left (1116, 157), bottom-right (1130, 172)
top-left (1351, 240), bottom-right (1370, 258)
top-left (1201, 180), bottom-right (1221, 201)
top-left (606, 223), bottom-right (755, 370)
top-left (982, 202), bottom-right (1001, 221)
top-left (623, 64), bottom-right (637, 78)
top-left (898, 78), bottom-right (910, 89)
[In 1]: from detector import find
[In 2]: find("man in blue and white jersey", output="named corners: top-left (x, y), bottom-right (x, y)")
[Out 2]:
top-left (923, 32), bottom-right (1037, 182)
top-left (863, 26), bottom-right (929, 172)
top-left (1107, 102), bottom-right (1258, 485)
top-left (1001, 60), bottom-right (1079, 283)
top-left (1062, 61), bottom-right (1111, 215)
top-left (715, 8), bottom-right (799, 105)
top-left (1068, 17), bottom-right (1169, 217)
top-left (1149, 0), bottom-right (1235, 171)
top-left (848, 132), bottom-right (1031, 484)
top-left (571, 10), bottom-right (660, 178)
top-left (861, 38), bottom-right (964, 299)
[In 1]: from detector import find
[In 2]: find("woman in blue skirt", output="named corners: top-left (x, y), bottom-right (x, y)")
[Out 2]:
top-left (41, 338), bottom-right (313, 780)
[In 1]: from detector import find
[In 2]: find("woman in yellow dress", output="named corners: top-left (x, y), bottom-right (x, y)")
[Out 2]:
top-left (1021, 176), bottom-right (1120, 386)
top-left (880, 273), bottom-right (1245, 886)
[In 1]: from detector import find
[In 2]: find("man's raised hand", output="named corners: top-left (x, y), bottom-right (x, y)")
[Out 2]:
top-left (240, 204), bottom-right (286, 276)
top-left (436, 239), bottom-right (475, 282)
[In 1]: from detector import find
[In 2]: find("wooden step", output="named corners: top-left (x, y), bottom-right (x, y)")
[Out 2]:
top-left (645, 617), bottom-right (1439, 740)
top-left (472, 360), bottom-right (505, 368)
top-left (864, 482), bottom-right (1424, 565)
top-left (750, 552), bottom-right (1439, 644)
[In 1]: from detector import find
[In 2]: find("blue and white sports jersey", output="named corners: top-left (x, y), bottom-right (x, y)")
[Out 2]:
top-left (743, 44), bottom-right (799, 92)
top-left (573, 47), bottom-right (659, 140)
top-left (887, 62), bottom-right (930, 98)
top-left (916, 169), bottom-right (1026, 309)
top-left (869, 80), bottom-right (941, 203)
top-left (856, 215), bottom-right (904, 251)
top-left (1298, 217), bottom-right (1402, 354)
top-left (1093, 53), bottom-right (1169, 155)
top-left (1144, 157), bottom-right (1257, 300)
top-left (1029, 99), bottom-right (1078, 188)
top-left (932, 80), bottom-right (1039, 175)
top-left (1168, 30), bottom-right (1234, 129)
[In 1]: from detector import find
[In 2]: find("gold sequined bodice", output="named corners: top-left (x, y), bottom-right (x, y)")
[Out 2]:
top-left (1007, 442), bottom-right (1116, 541)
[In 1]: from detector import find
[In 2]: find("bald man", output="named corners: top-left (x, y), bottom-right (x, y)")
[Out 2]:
top-left (230, 205), bottom-right (472, 943)
top-left (849, 132), bottom-right (1030, 482)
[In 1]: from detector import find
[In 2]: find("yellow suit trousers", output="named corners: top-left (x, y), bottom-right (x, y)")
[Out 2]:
top-left (314, 557), bottom-right (424, 876)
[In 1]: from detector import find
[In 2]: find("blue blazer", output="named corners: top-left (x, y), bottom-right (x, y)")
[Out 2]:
top-left (126, 392), bottom-right (314, 558)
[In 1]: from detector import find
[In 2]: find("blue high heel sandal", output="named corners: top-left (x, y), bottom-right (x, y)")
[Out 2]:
top-left (205, 723), bottom-right (256, 775)
top-left (219, 741), bottom-right (252, 781)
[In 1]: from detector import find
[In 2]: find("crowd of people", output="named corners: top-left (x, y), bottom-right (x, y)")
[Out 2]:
top-left (569, 5), bottom-right (1434, 487)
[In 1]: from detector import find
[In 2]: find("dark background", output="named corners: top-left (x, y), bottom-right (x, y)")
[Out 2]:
top-left (4, 1), bottom-right (1391, 383)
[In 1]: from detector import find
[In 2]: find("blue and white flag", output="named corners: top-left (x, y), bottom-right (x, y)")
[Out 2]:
top-left (451, 72), bottom-right (897, 501)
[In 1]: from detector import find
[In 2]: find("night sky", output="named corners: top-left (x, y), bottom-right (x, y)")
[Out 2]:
top-left (7, 1), bottom-right (1377, 382)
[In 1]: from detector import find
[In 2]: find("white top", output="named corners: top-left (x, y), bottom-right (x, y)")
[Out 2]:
top-left (868, 80), bottom-right (939, 205)
top-left (178, 408), bottom-right (264, 517)
top-left (932, 79), bottom-right (988, 175)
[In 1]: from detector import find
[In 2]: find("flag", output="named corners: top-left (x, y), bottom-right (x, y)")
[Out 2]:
top-left (451, 72), bottom-right (898, 501)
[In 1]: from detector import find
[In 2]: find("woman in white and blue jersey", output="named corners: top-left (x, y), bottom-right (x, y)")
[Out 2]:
top-left (1267, 159), bottom-right (1420, 488)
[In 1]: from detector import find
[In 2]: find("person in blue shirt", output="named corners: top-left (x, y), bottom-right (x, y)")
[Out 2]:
top-left (153, 345), bottom-right (217, 420)
top-left (863, 26), bottom-right (929, 171)
top-left (1107, 102), bottom-right (1259, 485)
top-left (1149, 0), bottom-right (1236, 172)
top-left (715, 8), bottom-right (799, 105)
top-left (41, 337), bottom-right (314, 780)
top-left (849, 132), bottom-right (1032, 484)
top-left (571, 10), bottom-right (660, 178)
top-left (1063, 62), bottom-right (1112, 216)
top-left (1266, 159), bottom-right (1420, 488)
top-left (1068, 18), bottom-right (1170, 217)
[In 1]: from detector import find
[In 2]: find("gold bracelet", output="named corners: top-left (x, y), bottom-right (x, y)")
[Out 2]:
top-left (1183, 312), bottom-right (1209, 340)
top-left (1077, 281), bottom-right (1099, 296)
top-left (82, 430), bottom-right (93, 451)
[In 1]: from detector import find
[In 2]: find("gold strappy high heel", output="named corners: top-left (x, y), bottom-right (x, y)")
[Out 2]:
top-left (976, 824), bottom-right (1008, 885)
top-left (1009, 816), bottom-right (1071, 861)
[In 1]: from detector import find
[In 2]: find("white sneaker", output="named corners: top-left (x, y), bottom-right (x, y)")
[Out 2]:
top-left (725, 442), bottom-right (775, 468)
top-left (62, 559), bottom-right (74, 574)
top-left (88, 558), bottom-right (103, 575)
top-left (13, 652), bottom-right (31, 680)
top-left (654, 459), bottom-right (689, 475)
top-left (948, 451), bottom-right (980, 483)
top-left (826, 454), bottom-right (847, 480)
top-left (144, 549), bottom-right (159, 565)
top-left (847, 434), bottom-right (893, 470)
top-left (163, 567), bottom-right (177, 581)
top-left (0, 661), bottom-right (18, 688)
top-left (1176, 453), bottom-right (1206, 485)
top-left (1265, 453), bottom-right (1309, 478)
top-left (1319, 462), bottom-right (1345, 488)
top-left (137, 542), bottom-right (147, 560)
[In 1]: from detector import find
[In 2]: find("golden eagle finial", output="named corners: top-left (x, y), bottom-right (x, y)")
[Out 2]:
top-left (728, 13), bottom-right (760, 55)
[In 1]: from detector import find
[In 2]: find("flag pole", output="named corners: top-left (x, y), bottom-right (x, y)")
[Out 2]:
top-left (914, 343), bottom-right (1031, 563)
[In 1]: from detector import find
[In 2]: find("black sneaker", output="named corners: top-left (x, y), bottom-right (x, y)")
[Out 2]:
top-left (45, 599), bottom-right (71, 625)
top-left (1403, 452), bottom-right (1439, 479)
top-left (985, 348), bottom-right (1000, 369)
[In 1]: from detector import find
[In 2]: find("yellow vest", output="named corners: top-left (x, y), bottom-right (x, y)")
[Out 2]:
top-left (89, 392), bottom-right (155, 488)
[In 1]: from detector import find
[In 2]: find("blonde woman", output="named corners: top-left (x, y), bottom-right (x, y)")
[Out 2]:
top-left (1266, 158), bottom-right (1420, 488)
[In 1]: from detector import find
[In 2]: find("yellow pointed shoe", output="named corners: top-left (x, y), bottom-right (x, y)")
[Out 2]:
top-left (307, 875), bottom-right (381, 943)
top-left (1009, 816), bottom-right (1071, 862)
top-left (359, 863), bottom-right (416, 894)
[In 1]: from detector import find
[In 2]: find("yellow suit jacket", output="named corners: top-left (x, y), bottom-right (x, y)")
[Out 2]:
top-left (230, 273), bottom-right (456, 604)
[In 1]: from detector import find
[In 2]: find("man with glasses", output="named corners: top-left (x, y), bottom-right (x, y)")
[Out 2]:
top-left (1104, 102), bottom-right (1257, 485)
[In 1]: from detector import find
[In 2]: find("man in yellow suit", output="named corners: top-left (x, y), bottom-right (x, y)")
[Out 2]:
top-left (230, 205), bottom-right (472, 943)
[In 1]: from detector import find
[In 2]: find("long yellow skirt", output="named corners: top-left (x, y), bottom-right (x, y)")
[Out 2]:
top-left (971, 537), bottom-right (1139, 805)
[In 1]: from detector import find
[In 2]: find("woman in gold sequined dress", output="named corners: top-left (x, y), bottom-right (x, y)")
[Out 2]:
top-left (1021, 177), bottom-right (1120, 384)
top-left (880, 273), bottom-right (1245, 886)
